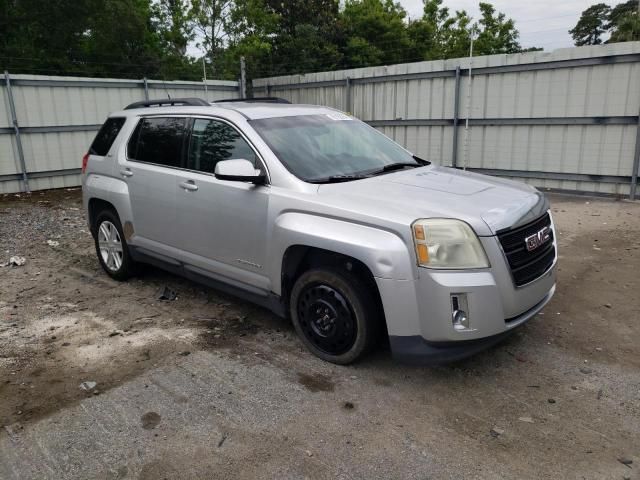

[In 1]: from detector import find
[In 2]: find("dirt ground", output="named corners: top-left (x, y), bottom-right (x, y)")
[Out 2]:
top-left (0, 188), bottom-right (639, 480)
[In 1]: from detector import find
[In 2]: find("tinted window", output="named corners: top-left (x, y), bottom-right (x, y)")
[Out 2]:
top-left (90, 117), bottom-right (126, 156)
top-left (187, 119), bottom-right (257, 174)
top-left (127, 117), bottom-right (187, 168)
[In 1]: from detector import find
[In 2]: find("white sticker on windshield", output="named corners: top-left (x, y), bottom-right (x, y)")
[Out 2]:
top-left (325, 112), bottom-right (352, 121)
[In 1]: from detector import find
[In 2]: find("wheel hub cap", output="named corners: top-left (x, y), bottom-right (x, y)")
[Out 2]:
top-left (97, 220), bottom-right (123, 272)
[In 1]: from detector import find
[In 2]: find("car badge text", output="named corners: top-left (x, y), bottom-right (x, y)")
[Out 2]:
top-left (525, 226), bottom-right (551, 252)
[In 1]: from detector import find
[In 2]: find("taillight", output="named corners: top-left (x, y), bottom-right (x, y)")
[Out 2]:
top-left (82, 152), bottom-right (89, 173)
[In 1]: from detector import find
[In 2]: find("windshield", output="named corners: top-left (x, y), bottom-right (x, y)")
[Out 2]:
top-left (250, 113), bottom-right (425, 182)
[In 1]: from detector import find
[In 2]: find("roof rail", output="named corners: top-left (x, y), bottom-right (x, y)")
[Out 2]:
top-left (214, 97), bottom-right (291, 104)
top-left (124, 98), bottom-right (209, 110)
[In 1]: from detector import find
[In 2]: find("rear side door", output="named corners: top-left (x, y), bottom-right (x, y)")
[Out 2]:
top-left (121, 116), bottom-right (187, 257)
top-left (175, 117), bottom-right (271, 293)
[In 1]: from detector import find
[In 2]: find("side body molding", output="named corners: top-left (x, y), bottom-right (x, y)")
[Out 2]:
top-left (269, 212), bottom-right (415, 296)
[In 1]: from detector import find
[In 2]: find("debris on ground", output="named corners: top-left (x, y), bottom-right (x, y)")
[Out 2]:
top-left (1, 256), bottom-right (26, 267)
top-left (617, 458), bottom-right (633, 467)
top-left (79, 381), bottom-right (97, 392)
top-left (155, 286), bottom-right (177, 301)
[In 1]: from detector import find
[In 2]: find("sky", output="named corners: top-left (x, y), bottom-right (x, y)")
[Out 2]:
top-left (400, 0), bottom-right (626, 51)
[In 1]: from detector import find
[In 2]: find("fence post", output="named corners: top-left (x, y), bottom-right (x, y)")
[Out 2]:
top-left (240, 56), bottom-right (247, 99)
top-left (631, 109), bottom-right (640, 200)
top-left (3, 71), bottom-right (30, 193)
top-left (451, 66), bottom-right (461, 168)
top-left (142, 77), bottom-right (149, 101)
top-left (345, 77), bottom-right (352, 113)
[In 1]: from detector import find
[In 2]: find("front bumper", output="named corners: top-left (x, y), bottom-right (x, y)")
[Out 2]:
top-left (375, 213), bottom-right (558, 364)
top-left (388, 284), bottom-right (554, 364)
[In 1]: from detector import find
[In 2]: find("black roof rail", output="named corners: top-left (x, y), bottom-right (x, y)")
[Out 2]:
top-left (124, 98), bottom-right (209, 110)
top-left (214, 97), bottom-right (291, 104)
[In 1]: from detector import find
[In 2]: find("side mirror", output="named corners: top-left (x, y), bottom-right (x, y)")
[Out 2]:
top-left (214, 159), bottom-right (266, 184)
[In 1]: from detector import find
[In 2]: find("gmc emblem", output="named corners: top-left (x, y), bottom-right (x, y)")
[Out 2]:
top-left (525, 226), bottom-right (551, 252)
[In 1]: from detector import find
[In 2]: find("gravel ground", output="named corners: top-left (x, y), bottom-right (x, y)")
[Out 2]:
top-left (0, 188), bottom-right (639, 480)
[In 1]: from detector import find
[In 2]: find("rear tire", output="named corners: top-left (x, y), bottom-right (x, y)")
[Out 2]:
top-left (290, 267), bottom-right (381, 364)
top-left (94, 209), bottom-right (135, 281)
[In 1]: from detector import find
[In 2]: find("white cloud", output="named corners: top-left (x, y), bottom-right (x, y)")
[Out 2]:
top-left (399, 0), bottom-right (627, 50)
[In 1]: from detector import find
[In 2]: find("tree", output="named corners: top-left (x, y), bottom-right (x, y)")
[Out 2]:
top-left (569, 3), bottom-right (612, 45)
top-left (341, 0), bottom-right (413, 67)
top-left (409, 0), bottom-right (524, 61)
top-left (570, 1), bottom-right (640, 46)
top-left (608, 0), bottom-right (640, 42)
top-left (474, 2), bottom-right (521, 55)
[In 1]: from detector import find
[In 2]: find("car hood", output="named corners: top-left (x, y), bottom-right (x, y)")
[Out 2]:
top-left (316, 165), bottom-right (548, 236)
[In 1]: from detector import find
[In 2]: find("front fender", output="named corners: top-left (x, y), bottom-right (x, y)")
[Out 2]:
top-left (269, 212), bottom-right (415, 295)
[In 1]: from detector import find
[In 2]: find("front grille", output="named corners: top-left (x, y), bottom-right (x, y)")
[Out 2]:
top-left (497, 213), bottom-right (555, 287)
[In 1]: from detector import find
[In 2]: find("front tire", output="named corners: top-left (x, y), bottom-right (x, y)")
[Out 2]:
top-left (94, 210), bottom-right (135, 281)
top-left (290, 267), bottom-right (381, 365)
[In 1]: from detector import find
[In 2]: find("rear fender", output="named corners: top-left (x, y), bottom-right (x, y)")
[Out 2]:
top-left (85, 174), bottom-right (134, 238)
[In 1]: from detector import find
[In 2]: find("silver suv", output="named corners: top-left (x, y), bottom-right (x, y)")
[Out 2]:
top-left (82, 97), bottom-right (557, 365)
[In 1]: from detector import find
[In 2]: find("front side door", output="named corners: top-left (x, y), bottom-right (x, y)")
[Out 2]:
top-left (121, 116), bottom-right (187, 258)
top-left (175, 117), bottom-right (271, 293)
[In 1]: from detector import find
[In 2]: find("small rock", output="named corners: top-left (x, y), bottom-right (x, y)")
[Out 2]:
top-left (46, 240), bottom-right (59, 247)
top-left (490, 427), bottom-right (504, 437)
top-left (617, 458), bottom-right (633, 467)
top-left (305, 450), bottom-right (313, 457)
top-left (178, 351), bottom-right (191, 356)
top-left (342, 401), bottom-right (355, 410)
top-left (579, 367), bottom-right (593, 374)
top-left (548, 398), bottom-right (556, 404)
top-left (518, 417), bottom-right (534, 423)
top-left (108, 331), bottom-right (121, 337)
top-left (604, 303), bottom-right (612, 309)
top-left (79, 381), bottom-right (97, 391)
top-left (155, 286), bottom-right (177, 301)
top-left (2, 256), bottom-right (26, 267)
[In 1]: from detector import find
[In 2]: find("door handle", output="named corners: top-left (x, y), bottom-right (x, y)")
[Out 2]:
top-left (179, 180), bottom-right (198, 192)
top-left (120, 169), bottom-right (133, 178)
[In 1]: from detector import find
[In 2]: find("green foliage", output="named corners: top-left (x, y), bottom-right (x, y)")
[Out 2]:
top-left (0, 0), bottom-right (536, 81)
top-left (341, 0), bottom-right (413, 67)
top-left (570, 1), bottom-right (639, 46)
top-left (569, 3), bottom-right (611, 45)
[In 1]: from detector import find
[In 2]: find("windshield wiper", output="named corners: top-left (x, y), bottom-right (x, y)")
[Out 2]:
top-left (367, 162), bottom-right (423, 176)
top-left (308, 174), bottom-right (369, 184)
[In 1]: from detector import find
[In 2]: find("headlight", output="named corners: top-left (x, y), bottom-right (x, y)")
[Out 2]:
top-left (412, 219), bottom-right (489, 269)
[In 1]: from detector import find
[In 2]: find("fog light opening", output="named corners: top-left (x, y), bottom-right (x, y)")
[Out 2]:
top-left (451, 294), bottom-right (470, 331)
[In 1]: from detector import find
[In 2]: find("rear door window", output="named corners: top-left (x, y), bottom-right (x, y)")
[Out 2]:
top-left (90, 117), bottom-right (126, 156)
top-left (186, 118), bottom-right (257, 174)
top-left (127, 117), bottom-right (187, 168)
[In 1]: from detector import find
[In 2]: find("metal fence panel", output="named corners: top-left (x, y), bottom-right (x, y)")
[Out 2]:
top-left (1, 74), bottom-right (240, 194)
top-left (254, 42), bottom-right (640, 198)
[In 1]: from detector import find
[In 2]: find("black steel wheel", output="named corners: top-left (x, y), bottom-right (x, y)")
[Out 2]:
top-left (290, 267), bottom-right (381, 364)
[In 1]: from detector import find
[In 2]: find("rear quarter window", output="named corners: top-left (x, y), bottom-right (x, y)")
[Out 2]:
top-left (90, 117), bottom-right (126, 156)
